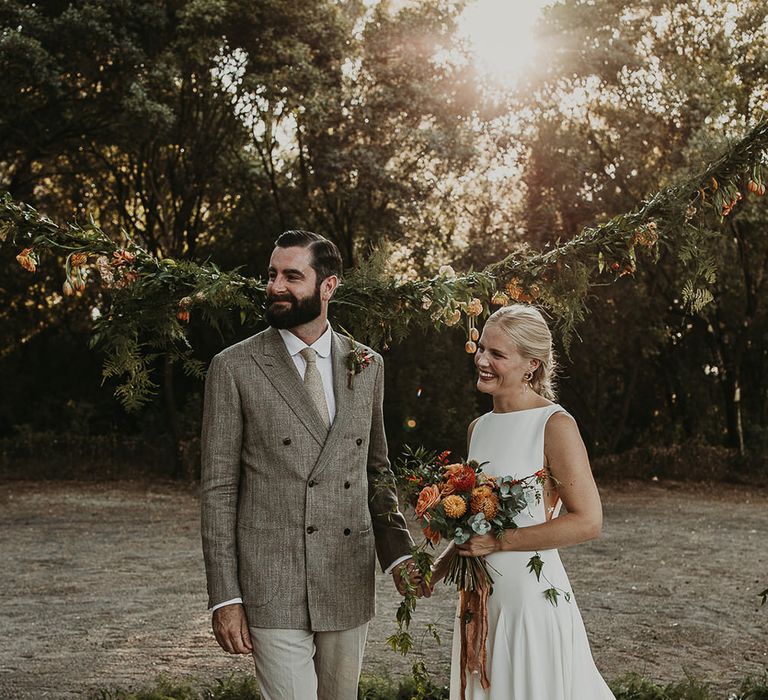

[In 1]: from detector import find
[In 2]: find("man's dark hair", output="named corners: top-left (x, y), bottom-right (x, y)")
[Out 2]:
top-left (275, 230), bottom-right (343, 282)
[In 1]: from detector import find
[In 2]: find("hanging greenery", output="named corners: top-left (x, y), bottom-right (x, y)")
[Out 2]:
top-left (1, 119), bottom-right (767, 409)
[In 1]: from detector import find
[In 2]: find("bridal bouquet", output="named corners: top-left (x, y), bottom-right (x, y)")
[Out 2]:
top-left (391, 446), bottom-right (551, 695)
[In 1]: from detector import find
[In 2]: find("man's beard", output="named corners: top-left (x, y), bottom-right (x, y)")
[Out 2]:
top-left (265, 286), bottom-right (323, 329)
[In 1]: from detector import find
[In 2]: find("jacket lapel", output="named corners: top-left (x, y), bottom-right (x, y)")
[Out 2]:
top-left (329, 331), bottom-right (354, 433)
top-left (251, 327), bottom-right (327, 446)
top-left (307, 332), bottom-right (356, 479)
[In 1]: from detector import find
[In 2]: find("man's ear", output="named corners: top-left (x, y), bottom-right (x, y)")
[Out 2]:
top-left (322, 275), bottom-right (339, 300)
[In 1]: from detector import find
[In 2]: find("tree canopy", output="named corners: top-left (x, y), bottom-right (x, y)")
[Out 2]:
top-left (1, 0), bottom-right (767, 468)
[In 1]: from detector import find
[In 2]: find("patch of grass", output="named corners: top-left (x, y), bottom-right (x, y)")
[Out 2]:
top-left (92, 674), bottom-right (260, 700)
top-left (359, 662), bottom-right (448, 699)
top-left (93, 671), bottom-right (768, 700)
top-left (737, 676), bottom-right (768, 700)
top-left (610, 673), bottom-right (713, 699)
top-left (609, 673), bottom-right (768, 700)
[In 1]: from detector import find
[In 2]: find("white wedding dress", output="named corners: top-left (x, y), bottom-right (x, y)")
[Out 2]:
top-left (449, 404), bottom-right (615, 700)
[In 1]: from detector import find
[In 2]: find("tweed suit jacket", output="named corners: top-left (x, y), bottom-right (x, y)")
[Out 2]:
top-left (200, 326), bottom-right (413, 631)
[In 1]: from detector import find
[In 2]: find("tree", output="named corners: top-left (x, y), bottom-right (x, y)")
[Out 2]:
top-left (500, 0), bottom-right (768, 455)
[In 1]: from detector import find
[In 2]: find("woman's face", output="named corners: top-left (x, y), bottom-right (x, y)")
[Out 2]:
top-left (474, 322), bottom-right (539, 396)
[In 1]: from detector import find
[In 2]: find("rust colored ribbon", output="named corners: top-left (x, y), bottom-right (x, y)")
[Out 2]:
top-left (458, 580), bottom-right (491, 699)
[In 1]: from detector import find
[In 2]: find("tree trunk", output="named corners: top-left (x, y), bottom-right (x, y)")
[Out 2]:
top-left (163, 355), bottom-right (184, 478)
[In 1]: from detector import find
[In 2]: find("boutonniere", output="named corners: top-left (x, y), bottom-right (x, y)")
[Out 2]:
top-left (347, 346), bottom-right (373, 388)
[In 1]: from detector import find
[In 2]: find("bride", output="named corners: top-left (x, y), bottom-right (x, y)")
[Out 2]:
top-left (433, 304), bottom-right (615, 700)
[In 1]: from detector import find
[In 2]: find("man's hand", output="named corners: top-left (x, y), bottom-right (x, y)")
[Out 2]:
top-left (212, 603), bottom-right (253, 655)
top-left (392, 560), bottom-right (432, 598)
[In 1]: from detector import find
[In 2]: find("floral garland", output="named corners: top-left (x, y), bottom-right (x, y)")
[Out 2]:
top-left (1, 119), bottom-right (767, 407)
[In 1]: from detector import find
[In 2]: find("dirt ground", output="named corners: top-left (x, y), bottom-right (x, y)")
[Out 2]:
top-left (0, 479), bottom-right (766, 699)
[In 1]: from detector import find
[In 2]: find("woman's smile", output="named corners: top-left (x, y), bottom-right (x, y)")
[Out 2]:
top-left (477, 369), bottom-right (498, 383)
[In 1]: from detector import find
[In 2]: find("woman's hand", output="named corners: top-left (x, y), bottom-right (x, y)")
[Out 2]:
top-left (456, 533), bottom-right (502, 557)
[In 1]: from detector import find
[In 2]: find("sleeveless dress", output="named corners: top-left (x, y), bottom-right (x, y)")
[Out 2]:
top-left (449, 404), bottom-right (615, 700)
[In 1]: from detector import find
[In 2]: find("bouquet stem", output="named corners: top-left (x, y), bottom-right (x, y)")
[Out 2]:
top-left (443, 551), bottom-right (492, 699)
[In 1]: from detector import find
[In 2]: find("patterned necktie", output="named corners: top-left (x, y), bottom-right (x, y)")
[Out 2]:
top-left (299, 347), bottom-right (330, 430)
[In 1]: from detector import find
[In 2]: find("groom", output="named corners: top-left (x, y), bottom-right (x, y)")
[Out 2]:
top-left (200, 230), bottom-right (423, 700)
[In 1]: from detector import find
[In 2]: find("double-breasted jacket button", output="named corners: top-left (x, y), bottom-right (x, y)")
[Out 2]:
top-left (343, 528), bottom-right (351, 536)
top-left (283, 438), bottom-right (292, 445)
top-left (306, 526), bottom-right (316, 534)
top-left (308, 479), bottom-right (316, 488)
top-left (344, 481), bottom-right (350, 489)
top-left (356, 438), bottom-right (363, 446)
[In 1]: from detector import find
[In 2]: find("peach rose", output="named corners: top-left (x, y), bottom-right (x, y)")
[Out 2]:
top-left (415, 484), bottom-right (441, 518)
top-left (443, 463), bottom-right (465, 478)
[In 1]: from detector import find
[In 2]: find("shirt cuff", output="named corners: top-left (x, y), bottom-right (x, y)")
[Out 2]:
top-left (384, 554), bottom-right (413, 575)
top-left (211, 597), bottom-right (243, 612)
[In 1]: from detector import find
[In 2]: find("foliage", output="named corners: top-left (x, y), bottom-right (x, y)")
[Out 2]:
top-left (3, 116), bottom-right (768, 409)
top-left (360, 662), bottom-right (449, 700)
top-left (608, 673), bottom-right (768, 700)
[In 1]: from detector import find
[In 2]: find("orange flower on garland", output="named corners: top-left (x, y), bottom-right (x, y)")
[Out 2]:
top-left (491, 291), bottom-right (510, 306)
top-left (70, 252), bottom-right (88, 267)
top-left (505, 278), bottom-right (538, 303)
top-left (112, 249), bottom-right (136, 266)
top-left (16, 247), bottom-right (38, 272)
top-left (630, 221), bottom-right (658, 247)
top-left (465, 298), bottom-right (483, 317)
top-left (415, 484), bottom-right (442, 518)
top-left (506, 277), bottom-right (523, 300)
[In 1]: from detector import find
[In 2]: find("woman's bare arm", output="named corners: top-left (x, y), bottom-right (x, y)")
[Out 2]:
top-left (457, 412), bottom-right (603, 557)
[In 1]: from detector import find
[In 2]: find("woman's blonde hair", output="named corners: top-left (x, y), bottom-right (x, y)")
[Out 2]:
top-left (485, 304), bottom-right (558, 400)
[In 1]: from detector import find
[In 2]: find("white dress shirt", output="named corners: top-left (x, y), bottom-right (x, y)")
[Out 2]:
top-left (211, 324), bottom-right (406, 612)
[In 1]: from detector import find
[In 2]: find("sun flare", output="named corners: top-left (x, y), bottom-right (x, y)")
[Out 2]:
top-left (458, 0), bottom-right (551, 87)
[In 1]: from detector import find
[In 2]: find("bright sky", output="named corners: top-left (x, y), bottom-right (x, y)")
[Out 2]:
top-left (458, 0), bottom-right (553, 87)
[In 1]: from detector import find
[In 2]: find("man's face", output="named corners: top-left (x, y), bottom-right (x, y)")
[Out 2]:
top-left (265, 246), bottom-right (323, 329)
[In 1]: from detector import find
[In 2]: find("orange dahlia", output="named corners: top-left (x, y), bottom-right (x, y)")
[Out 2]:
top-left (471, 486), bottom-right (500, 520)
top-left (480, 493), bottom-right (500, 520)
top-left (470, 486), bottom-right (493, 513)
top-left (443, 494), bottom-right (467, 518)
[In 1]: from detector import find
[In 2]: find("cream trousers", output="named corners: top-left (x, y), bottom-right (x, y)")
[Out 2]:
top-left (249, 623), bottom-right (368, 700)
